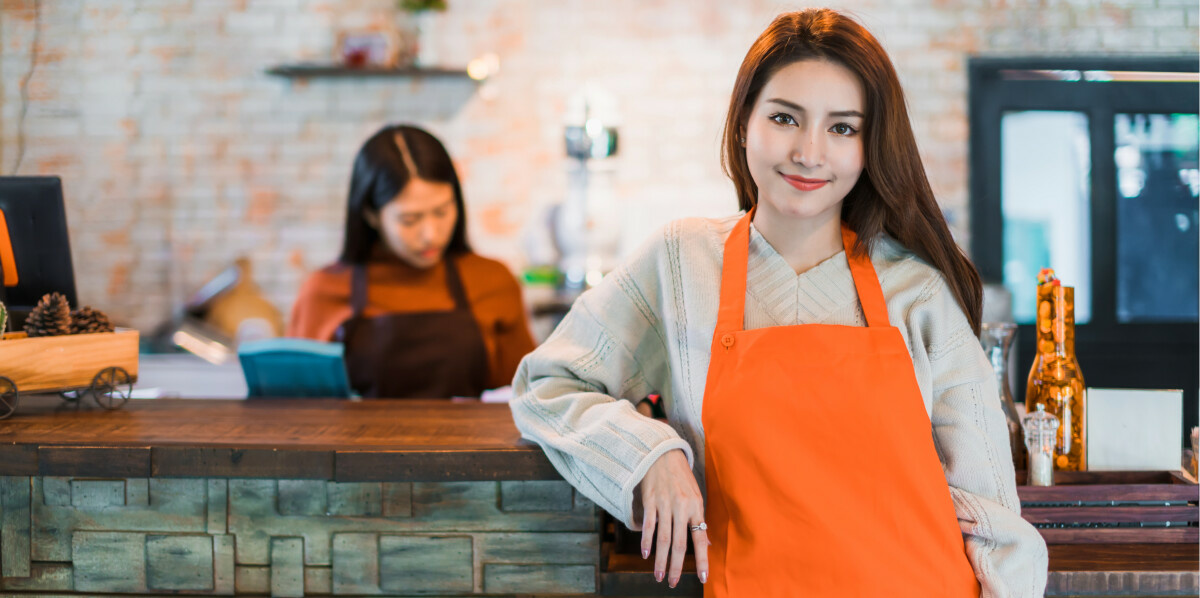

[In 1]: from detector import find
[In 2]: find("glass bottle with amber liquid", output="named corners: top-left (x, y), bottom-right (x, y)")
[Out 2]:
top-left (1025, 271), bottom-right (1086, 471)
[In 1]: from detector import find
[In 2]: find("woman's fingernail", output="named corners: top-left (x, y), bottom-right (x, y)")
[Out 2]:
top-left (700, 571), bottom-right (708, 584)
top-left (669, 577), bottom-right (678, 588)
top-left (641, 548), bottom-right (649, 559)
top-left (655, 570), bottom-right (664, 582)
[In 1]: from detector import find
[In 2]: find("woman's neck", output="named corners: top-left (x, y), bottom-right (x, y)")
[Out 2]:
top-left (366, 244), bottom-right (434, 270)
top-left (751, 204), bottom-right (844, 275)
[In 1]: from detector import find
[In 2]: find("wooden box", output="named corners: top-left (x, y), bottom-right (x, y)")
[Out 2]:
top-left (1017, 470), bottom-right (1198, 544)
top-left (0, 329), bottom-right (139, 394)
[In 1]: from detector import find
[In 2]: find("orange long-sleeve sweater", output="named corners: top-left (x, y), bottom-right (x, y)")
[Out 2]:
top-left (287, 253), bottom-right (536, 390)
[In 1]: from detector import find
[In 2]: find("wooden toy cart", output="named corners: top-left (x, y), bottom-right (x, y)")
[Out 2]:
top-left (0, 329), bottom-right (139, 420)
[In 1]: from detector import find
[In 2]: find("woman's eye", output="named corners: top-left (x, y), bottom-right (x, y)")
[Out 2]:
top-left (769, 112), bottom-right (797, 126)
top-left (831, 123), bottom-right (858, 136)
top-left (400, 216), bottom-right (420, 227)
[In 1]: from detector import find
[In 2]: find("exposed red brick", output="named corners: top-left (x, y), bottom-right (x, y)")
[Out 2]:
top-left (1, 0), bottom-right (34, 16)
top-left (247, 187), bottom-right (278, 226)
top-left (288, 248), bottom-right (306, 271)
top-left (478, 202), bottom-right (520, 237)
top-left (150, 47), bottom-right (179, 64)
top-left (35, 155), bottom-right (74, 174)
top-left (107, 262), bottom-right (131, 298)
top-left (102, 229), bottom-right (131, 248)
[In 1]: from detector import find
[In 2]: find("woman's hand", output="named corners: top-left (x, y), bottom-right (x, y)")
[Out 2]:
top-left (636, 448), bottom-right (709, 588)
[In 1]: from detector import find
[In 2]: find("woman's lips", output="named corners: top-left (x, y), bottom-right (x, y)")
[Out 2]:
top-left (780, 173), bottom-right (828, 191)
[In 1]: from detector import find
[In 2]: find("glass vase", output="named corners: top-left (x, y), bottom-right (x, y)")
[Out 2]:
top-left (980, 322), bottom-right (1025, 470)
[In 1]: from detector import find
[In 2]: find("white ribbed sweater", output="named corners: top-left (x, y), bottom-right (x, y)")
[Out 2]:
top-left (510, 214), bottom-right (1048, 597)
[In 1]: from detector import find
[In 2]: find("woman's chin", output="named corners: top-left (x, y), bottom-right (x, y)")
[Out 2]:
top-left (395, 251), bottom-right (442, 269)
top-left (760, 194), bottom-right (841, 222)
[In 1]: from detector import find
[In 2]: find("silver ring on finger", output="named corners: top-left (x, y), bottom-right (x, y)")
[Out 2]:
top-left (689, 522), bottom-right (707, 532)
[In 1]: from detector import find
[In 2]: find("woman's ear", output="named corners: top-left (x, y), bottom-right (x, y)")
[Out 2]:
top-left (363, 208), bottom-right (381, 230)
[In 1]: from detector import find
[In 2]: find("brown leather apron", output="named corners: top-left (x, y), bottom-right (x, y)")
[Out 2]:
top-left (337, 256), bottom-right (490, 398)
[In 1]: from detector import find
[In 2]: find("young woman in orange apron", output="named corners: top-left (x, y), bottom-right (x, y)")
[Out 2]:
top-left (513, 8), bottom-right (1045, 597)
top-left (640, 11), bottom-right (992, 594)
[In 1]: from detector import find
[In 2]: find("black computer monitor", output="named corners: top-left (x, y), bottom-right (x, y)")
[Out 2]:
top-left (0, 176), bottom-right (77, 330)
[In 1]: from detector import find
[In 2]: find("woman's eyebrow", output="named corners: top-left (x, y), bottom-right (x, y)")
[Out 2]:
top-left (766, 98), bottom-right (863, 118)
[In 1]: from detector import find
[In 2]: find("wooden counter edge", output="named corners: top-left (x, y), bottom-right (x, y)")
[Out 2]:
top-left (0, 443), bottom-right (562, 481)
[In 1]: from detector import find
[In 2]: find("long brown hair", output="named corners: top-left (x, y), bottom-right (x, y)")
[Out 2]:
top-left (720, 9), bottom-right (982, 334)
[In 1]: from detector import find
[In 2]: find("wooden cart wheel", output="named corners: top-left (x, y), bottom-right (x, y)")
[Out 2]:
top-left (0, 376), bottom-right (18, 420)
top-left (89, 367), bottom-right (132, 411)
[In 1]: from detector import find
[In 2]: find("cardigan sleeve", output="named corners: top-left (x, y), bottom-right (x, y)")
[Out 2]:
top-left (509, 228), bottom-right (693, 530)
top-left (907, 275), bottom-right (1049, 598)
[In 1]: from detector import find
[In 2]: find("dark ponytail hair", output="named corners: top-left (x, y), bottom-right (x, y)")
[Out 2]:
top-left (338, 124), bottom-right (470, 264)
top-left (720, 9), bottom-right (983, 334)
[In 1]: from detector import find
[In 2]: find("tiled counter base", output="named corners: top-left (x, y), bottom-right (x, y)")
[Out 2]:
top-left (4, 476), bottom-right (1197, 597)
top-left (0, 477), bottom-right (599, 597)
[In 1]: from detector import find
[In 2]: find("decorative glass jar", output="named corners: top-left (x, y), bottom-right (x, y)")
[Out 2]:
top-left (1025, 272), bottom-right (1087, 471)
top-left (1023, 403), bottom-right (1060, 486)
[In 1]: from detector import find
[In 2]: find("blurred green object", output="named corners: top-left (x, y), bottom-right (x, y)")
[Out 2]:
top-left (399, 0), bottom-right (446, 11)
top-left (0, 300), bottom-right (6, 334)
top-left (522, 265), bottom-right (561, 286)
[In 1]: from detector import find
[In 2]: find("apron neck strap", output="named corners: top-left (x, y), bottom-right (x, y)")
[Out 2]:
top-left (715, 210), bottom-right (753, 336)
top-left (442, 254), bottom-right (471, 310)
top-left (840, 224), bottom-right (890, 328)
top-left (715, 210), bottom-right (892, 334)
top-left (350, 263), bottom-right (369, 316)
top-left (348, 254), bottom-right (472, 317)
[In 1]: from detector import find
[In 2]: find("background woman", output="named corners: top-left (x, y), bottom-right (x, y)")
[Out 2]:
top-left (290, 124), bottom-right (534, 398)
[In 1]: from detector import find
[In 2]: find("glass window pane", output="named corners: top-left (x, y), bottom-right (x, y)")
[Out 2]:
top-left (1115, 113), bottom-right (1200, 323)
top-left (1001, 111), bottom-right (1092, 324)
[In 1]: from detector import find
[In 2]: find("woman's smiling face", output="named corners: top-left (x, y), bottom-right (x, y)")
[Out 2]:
top-left (743, 58), bottom-right (866, 224)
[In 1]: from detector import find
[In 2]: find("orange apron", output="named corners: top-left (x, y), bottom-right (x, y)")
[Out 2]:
top-left (700, 211), bottom-right (980, 597)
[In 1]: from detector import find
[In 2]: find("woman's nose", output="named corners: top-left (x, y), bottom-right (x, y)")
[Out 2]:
top-left (420, 220), bottom-right (438, 243)
top-left (792, 128), bottom-right (824, 168)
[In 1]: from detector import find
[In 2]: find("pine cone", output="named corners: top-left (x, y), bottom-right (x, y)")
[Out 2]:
top-left (24, 293), bottom-right (71, 337)
top-left (70, 306), bottom-right (114, 334)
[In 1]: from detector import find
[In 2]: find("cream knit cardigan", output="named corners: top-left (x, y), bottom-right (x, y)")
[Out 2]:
top-left (511, 214), bottom-right (1048, 597)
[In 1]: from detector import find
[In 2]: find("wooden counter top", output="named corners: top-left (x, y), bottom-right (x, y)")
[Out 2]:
top-left (0, 396), bottom-right (559, 481)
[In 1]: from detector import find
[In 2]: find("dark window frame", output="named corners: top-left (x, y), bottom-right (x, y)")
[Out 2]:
top-left (967, 56), bottom-right (1199, 445)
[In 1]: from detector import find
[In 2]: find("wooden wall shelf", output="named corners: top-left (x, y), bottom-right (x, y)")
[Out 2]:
top-left (265, 64), bottom-right (474, 79)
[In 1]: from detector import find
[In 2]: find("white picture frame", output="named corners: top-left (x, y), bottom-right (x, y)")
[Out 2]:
top-left (1086, 387), bottom-right (1183, 471)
